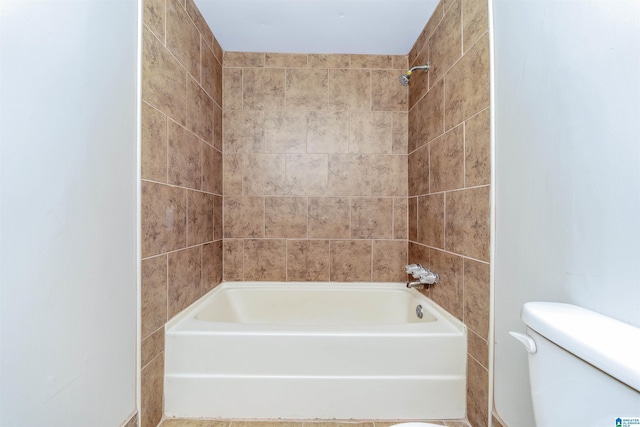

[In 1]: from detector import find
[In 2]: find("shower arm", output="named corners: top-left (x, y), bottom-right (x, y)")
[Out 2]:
top-left (407, 63), bottom-right (431, 73)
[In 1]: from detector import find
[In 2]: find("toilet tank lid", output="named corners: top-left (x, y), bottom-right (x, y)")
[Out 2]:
top-left (522, 302), bottom-right (640, 392)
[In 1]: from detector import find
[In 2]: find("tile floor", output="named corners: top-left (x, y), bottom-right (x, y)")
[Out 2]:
top-left (158, 420), bottom-right (471, 427)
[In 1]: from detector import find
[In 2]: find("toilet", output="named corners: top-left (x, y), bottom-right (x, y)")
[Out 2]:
top-left (512, 302), bottom-right (640, 426)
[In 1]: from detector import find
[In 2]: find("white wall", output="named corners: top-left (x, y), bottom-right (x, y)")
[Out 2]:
top-left (492, 1), bottom-right (640, 425)
top-left (0, 0), bottom-right (139, 425)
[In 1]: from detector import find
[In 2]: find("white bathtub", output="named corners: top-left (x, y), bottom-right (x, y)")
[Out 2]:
top-left (164, 282), bottom-right (467, 420)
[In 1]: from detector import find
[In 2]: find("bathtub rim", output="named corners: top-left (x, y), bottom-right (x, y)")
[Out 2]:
top-left (166, 281), bottom-right (467, 336)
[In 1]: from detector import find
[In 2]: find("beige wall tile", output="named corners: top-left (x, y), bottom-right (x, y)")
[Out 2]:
top-left (141, 255), bottom-right (167, 339)
top-left (141, 353), bottom-right (163, 427)
top-left (185, 0), bottom-right (214, 49)
top-left (243, 68), bottom-right (285, 110)
top-left (417, 193), bottom-right (444, 248)
top-left (373, 240), bottom-right (407, 282)
top-left (211, 37), bottom-right (223, 64)
top-left (213, 195), bottom-right (222, 240)
top-left (166, 0), bottom-right (200, 79)
top-left (351, 197), bottom-right (393, 239)
top-left (306, 112), bottom-right (349, 153)
top-left (329, 69), bottom-right (371, 111)
top-left (223, 154), bottom-right (243, 195)
top-left (285, 154), bottom-right (329, 196)
top-left (122, 412), bottom-right (138, 427)
top-left (445, 186), bottom-right (490, 261)
top-left (264, 111), bottom-right (308, 153)
top-left (308, 197), bottom-right (350, 239)
top-left (168, 246), bottom-right (202, 317)
top-left (327, 154), bottom-right (371, 196)
top-left (141, 326), bottom-right (164, 368)
top-left (408, 46), bottom-right (429, 109)
top-left (394, 197), bottom-right (408, 239)
top-left (430, 125), bottom-right (464, 192)
top-left (287, 240), bottom-right (330, 281)
top-left (465, 108), bottom-right (490, 187)
top-left (223, 239), bottom-right (244, 281)
top-left (349, 112), bottom-right (393, 154)
top-left (141, 102), bottom-right (167, 182)
top-left (202, 143), bottom-right (222, 194)
top-left (201, 44), bottom-right (222, 106)
top-left (265, 197), bottom-right (308, 238)
top-left (468, 329), bottom-right (489, 369)
top-left (372, 70), bottom-right (408, 111)
top-left (168, 121), bottom-right (202, 189)
top-left (244, 239), bottom-right (287, 281)
top-left (409, 2), bottom-right (443, 67)
top-left (463, 0), bottom-right (489, 52)
top-left (429, 249), bottom-right (464, 321)
top-left (409, 79), bottom-right (444, 151)
top-left (223, 110), bottom-right (265, 153)
top-left (371, 155), bottom-right (407, 197)
top-left (285, 69), bottom-right (328, 110)
top-left (265, 53), bottom-right (308, 68)
top-left (243, 153), bottom-right (286, 195)
top-left (202, 240), bottom-right (223, 293)
top-left (445, 33), bottom-right (490, 129)
top-left (143, 0), bottom-right (165, 42)
top-left (408, 241), bottom-right (430, 267)
top-left (141, 181), bottom-right (186, 257)
top-left (223, 196), bottom-right (265, 238)
top-left (330, 240), bottom-right (372, 281)
top-left (187, 77), bottom-right (214, 143)
top-left (224, 52), bottom-right (265, 67)
top-left (213, 103), bottom-right (223, 150)
top-left (350, 54), bottom-right (393, 69)
top-left (392, 55), bottom-right (409, 70)
top-left (142, 27), bottom-right (186, 125)
top-left (408, 144), bottom-right (429, 196)
top-left (187, 190), bottom-right (213, 245)
top-left (467, 358), bottom-right (489, 427)
top-left (392, 113), bottom-right (409, 155)
top-left (408, 197), bottom-right (418, 241)
top-left (428, 0), bottom-right (462, 85)
top-left (308, 54), bottom-right (350, 68)
top-left (464, 258), bottom-right (490, 339)
top-left (223, 68), bottom-right (243, 110)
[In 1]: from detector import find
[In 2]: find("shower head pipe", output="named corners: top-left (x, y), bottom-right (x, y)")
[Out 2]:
top-left (398, 62), bottom-right (431, 86)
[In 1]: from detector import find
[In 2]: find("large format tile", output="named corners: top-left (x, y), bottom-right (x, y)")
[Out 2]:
top-left (330, 240), bottom-right (373, 281)
top-left (287, 239), bottom-right (331, 281)
top-left (168, 246), bottom-right (202, 317)
top-left (166, 0), bottom-right (200, 79)
top-left (141, 255), bottom-right (167, 339)
top-left (243, 239), bottom-right (287, 281)
top-left (444, 186), bottom-right (490, 261)
top-left (430, 125), bottom-right (464, 192)
top-left (285, 69), bottom-right (328, 110)
top-left (141, 181), bottom-right (186, 257)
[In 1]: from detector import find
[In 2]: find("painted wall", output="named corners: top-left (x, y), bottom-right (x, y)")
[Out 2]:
top-left (406, 0), bottom-right (491, 426)
top-left (222, 52), bottom-right (409, 283)
top-left (140, 0), bottom-right (224, 424)
top-left (0, 0), bottom-right (138, 426)
top-left (493, 1), bottom-right (640, 425)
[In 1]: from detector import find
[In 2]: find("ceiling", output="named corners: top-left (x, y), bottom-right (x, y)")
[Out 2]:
top-left (194, 0), bottom-right (439, 55)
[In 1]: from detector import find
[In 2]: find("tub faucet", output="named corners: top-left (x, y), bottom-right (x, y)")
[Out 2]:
top-left (405, 264), bottom-right (439, 288)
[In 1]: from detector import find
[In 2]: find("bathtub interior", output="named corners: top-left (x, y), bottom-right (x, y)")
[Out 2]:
top-left (193, 282), bottom-right (438, 324)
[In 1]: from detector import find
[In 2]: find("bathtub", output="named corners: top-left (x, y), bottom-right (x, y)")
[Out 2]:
top-left (164, 282), bottom-right (467, 420)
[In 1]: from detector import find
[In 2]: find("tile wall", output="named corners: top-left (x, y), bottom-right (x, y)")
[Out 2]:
top-left (407, 0), bottom-right (491, 426)
top-left (222, 53), bottom-right (410, 283)
top-left (141, 0), bottom-right (224, 425)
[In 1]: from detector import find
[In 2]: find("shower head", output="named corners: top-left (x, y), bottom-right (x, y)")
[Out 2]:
top-left (398, 63), bottom-right (431, 86)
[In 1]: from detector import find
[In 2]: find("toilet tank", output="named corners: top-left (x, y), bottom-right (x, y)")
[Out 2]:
top-left (520, 302), bottom-right (640, 427)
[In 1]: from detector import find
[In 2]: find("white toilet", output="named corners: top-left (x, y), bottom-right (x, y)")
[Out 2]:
top-left (512, 302), bottom-right (640, 426)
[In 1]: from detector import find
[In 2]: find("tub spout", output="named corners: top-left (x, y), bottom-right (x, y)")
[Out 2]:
top-left (406, 271), bottom-right (439, 288)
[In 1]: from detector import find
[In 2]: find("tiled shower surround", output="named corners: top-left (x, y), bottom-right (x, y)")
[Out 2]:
top-left (407, 1), bottom-right (491, 426)
top-left (141, 0), bottom-right (223, 425)
top-left (222, 52), bottom-right (409, 282)
top-left (140, 0), bottom-right (491, 426)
